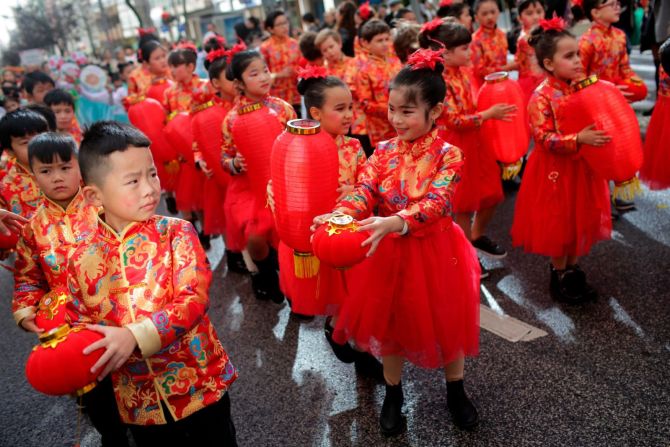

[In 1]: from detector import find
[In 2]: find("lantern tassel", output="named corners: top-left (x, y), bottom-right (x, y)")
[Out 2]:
top-left (612, 177), bottom-right (642, 202)
top-left (294, 251), bottom-right (320, 278)
top-left (501, 160), bottom-right (523, 180)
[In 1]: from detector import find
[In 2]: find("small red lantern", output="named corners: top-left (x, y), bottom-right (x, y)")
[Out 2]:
top-left (34, 289), bottom-right (69, 332)
top-left (0, 230), bottom-right (19, 250)
top-left (312, 214), bottom-right (369, 269)
top-left (231, 103), bottom-right (284, 203)
top-left (271, 119), bottom-right (339, 277)
top-left (192, 101), bottom-right (230, 188)
top-left (620, 77), bottom-right (648, 103)
top-left (477, 72), bottom-right (530, 179)
top-left (146, 78), bottom-right (173, 105)
top-left (561, 76), bottom-right (644, 200)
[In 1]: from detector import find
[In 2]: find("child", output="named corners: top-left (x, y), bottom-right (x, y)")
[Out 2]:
top-left (0, 109), bottom-right (49, 218)
top-left (438, 2), bottom-right (474, 32)
top-left (315, 29), bottom-right (352, 79)
top-left (43, 88), bottom-right (82, 143)
top-left (221, 49), bottom-right (296, 301)
top-left (22, 71), bottom-right (55, 105)
top-left (515, 0), bottom-right (547, 103)
top-left (70, 121), bottom-right (238, 446)
top-left (353, 19), bottom-right (402, 150)
top-left (2, 87), bottom-right (21, 113)
top-left (125, 33), bottom-right (171, 108)
top-left (298, 31), bottom-right (324, 67)
top-left (392, 21), bottom-right (421, 63)
top-left (471, 0), bottom-right (515, 89)
top-left (342, 25), bottom-right (372, 155)
top-left (314, 49), bottom-right (480, 435)
top-left (420, 20), bottom-right (516, 275)
top-left (511, 20), bottom-right (611, 303)
top-left (260, 10), bottom-right (301, 112)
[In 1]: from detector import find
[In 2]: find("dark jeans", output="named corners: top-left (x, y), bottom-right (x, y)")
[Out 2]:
top-left (80, 377), bottom-right (130, 447)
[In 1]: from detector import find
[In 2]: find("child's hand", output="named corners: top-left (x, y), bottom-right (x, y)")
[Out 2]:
top-left (0, 209), bottom-right (27, 236)
top-left (577, 124), bottom-right (611, 147)
top-left (311, 213), bottom-right (335, 232)
top-left (358, 216), bottom-right (405, 257)
top-left (616, 84), bottom-right (635, 101)
top-left (83, 325), bottom-right (138, 381)
top-left (336, 185), bottom-right (354, 202)
top-left (197, 160), bottom-right (213, 178)
top-left (233, 154), bottom-right (247, 173)
top-left (267, 180), bottom-right (275, 213)
top-left (20, 313), bottom-right (44, 334)
top-left (482, 103), bottom-right (517, 122)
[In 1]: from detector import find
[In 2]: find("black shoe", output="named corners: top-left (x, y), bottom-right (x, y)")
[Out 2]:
top-left (225, 250), bottom-right (249, 274)
top-left (165, 196), bottom-right (178, 215)
top-left (380, 382), bottom-right (406, 436)
top-left (472, 236), bottom-right (507, 259)
top-left (549, 265), bottom-right (587, 305)
top-left (611, 206), bottom-right (620, 221)
top-left (198, 232), bottom-right (211, 251)
top-left (642, 106), bottom-right (654, 117)
top-left (567, 265), bottom-right (598, 301)
top-left (354, 350), bottom-right (384, 382)
top-left (479, 259), bottom-right (489, 279)
top-left (289, 310), bottom-right (314, 321)
top-left (251, 255), bottom-right (284, 303)
top-left (324, 317), bottom-right (357, 363)
top-left (446, 380), bottom-right (479, 430)
top-left (612, 198), bottom-right (636, 212)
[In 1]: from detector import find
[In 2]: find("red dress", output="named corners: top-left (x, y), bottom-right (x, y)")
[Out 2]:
top-left (278, 135), bottom-right (367, 315)
top-left (516, 31), bottom-right (546, 104)
top-left (440, 65), bottom-right (503, 214)
top-left (332, 129), bottom-right (480, 369)
top-left (511, 76), bottom-right (612, 257)
top-left (640, 67), bottom-right (670, 190)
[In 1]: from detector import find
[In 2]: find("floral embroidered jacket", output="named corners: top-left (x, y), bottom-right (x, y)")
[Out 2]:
top-left (325, 55), bottom-right (353, 81)
top-left (579, 22), bottom-right (635, 83)
top-left (125, 66), bottom-right (171, 108)
top-left (471, 26), bottom-right (508, 86)
top-left (659, 66), bottom-right (669, 97)
top-left (66, 216), bottom-right (238, 425)
top-left (335, 135), bottom-right (367, 186)
top-left (68, 117), bottom-right (83, 144)
top-left (528, 76), bottom-right (579, 154)
top-left (516, 31), bottom-right (544, 80)
top-left (343, 50), bottom-right (369, 135)
top-left (0, 157), bottom-right (42, 218)
top-left (438, 65), bottom-right (483, 136)
top-left (260, 36), bottom-right (301, 105)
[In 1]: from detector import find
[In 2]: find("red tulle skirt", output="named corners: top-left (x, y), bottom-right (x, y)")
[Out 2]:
top-left (223, 175), bottom-right (254, 252)
top-left (278, 242), bottom-right (348, 316)
top-left (518, 74), bottom-right (545, 105)
top-left (333, 221), bottom-right (480, 369)
top-left (175, 163), bottom-right (205, 212)
top-left (444, 130), bottom-right (504, 214)
top-left (203, 177), bottom-right (227, 236)
top-left (511, 148), bottom-right (611, 258)
top-left (640, 95), bottom-right (670, 190)
top-left (248, 201), bottom-right (278, 248)
top-left (156, 162), bottom-right (178, 193)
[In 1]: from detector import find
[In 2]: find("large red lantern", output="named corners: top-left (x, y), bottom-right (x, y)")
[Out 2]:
top-left (640, 95), bottom-right (670, 190)
top-left (231, 103), bottom-right (284, 203)
top-left (164, 112), bottom-right (194, 163)
top-left (620, 77), bottom-right (648, 103)
top-left (0, 230), bottom-right (19, 250)
top-left (477, 72), bottom-right (530, 179)
top-left (312, 214), bottom-right (369, 269)
top-left (165, 112), bottom-right (205, 211)
top-left (271, 119), bottom-right (339, 277)
top-left (191, 101), bottom-right (230, 188)
top-left (561, 76), bottom-right (644, 200)
top-left (146, 78), bottom-right (173, 105)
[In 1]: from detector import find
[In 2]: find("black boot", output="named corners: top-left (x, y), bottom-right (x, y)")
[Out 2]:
top-left (446, 379), bottom-right (479, 430)
top-left (324, 316), bottom-right (357, 363)
top-left (251, 255), bottom-right (284, 303)
top-left (354, 350), bottom-right (384, 382)
top-left (198, 231), bottom-right (211, 251)
top-left (567, 264), bottom-right (598, 301)
top-left (549, 265), bottom-right (587, 305)
top-left (165, 196), bottom-right (178, 215)
top-left (380, 382), bottom-right (406, 436)
top-left (226, 250), bottom-right (249, 274)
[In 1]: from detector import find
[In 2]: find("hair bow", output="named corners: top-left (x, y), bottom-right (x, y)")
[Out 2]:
top-left (138, 27), bottom-right (156, 37)
top-left (572, 0), bottom-right (583, 7)
top-left (407, 48), bottom-right (444, 71)
top-left (177, 41), bottom-right (198, 53)
top-left (420, 18), bottom-right (444, 34)
top-left (298, 65), bottom-right (329, 80)
top-left (358, 2), bottom-right (373, 21)
top-left (229, 41), bottom-right (247, 58)
top-left (439, 0), bottom-right (453, 7)
top-left (206, 48), bottom-right (230, 63)
top-left (539, 16), bottom-right (567, 32)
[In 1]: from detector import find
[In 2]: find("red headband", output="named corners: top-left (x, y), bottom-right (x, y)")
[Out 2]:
top-left (359, 2), bottom-right (372, 21)
top-left (177, 42), bottom-right (198, 53)
top-left (421, 18), bottom-right (444, 34)
top-left (572, 0), bottom-right (583, 7)
top-left (539, 16), bottom-right (567, 32)
top-left (407, 48), bottom-right (444, 71)
top-left (229, 41), bottom-right (247, 58)
top-left (206, 48), bottom-right (229, 63)
top-left (298, 65), bottom-right (329, 80)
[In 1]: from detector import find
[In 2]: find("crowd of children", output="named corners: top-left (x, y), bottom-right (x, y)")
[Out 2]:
top-left (0, 0), bottom-right (668, 444)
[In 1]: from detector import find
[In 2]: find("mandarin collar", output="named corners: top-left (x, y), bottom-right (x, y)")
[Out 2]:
top-left (42, 188), bottom-right (85, 214)
top-left (97, 215), bottom-right (148, 242)
top-left (397, 128), bottom-right (439, 156)
top-left (545, 75), bottom-right (573, 94)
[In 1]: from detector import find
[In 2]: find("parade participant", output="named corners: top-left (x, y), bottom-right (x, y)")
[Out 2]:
top-left (70, 121), bottom-right (238, 446)
top-left (22, 71), bottom-right (55, 105)
top-left (420, 19), bottom-right (516, 276)
top-left (314, 49), bottom-right (481, 435)
top-left (221, 49), bottom-right (296, 302)
top-left (392, 21), bottom-right (421, 63)
top-left (298, 31), bottom-right (324, 67)
top-left (438, 2), bottom-right (474, 32)
top-left (125, 32), bottom-right (171, 108)
top-left (511, 20), bottom-right (611, 303)
top-left (2, 87), bottom-right (21, 113)
top-left (260, 10), bottom-right (301, 113)
top-left (342, 23), bottom-right (372, 155)
top-left (515, 0), bottom-right (548, 103)
top-left (471, 0), bottom-right (516, 89)
top-left (353, 19), bottom-right (402, 151)
top-left (315, 29), bottom-right (352, 79)
top-left (43, 88), bottom-right (82, 143)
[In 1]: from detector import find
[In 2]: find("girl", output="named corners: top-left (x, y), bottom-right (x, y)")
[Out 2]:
top-left (515, 0), bottom-right (547, 103)
top-left (314, 49), bottom-right (481, 435)
top-left (471, 0), bottom-right (516, 89)
top-left (511, 20), bottom-right (611, 304)
top-left (221, 49), bottom-right (296, 302)
top-left (438, 1), bottom-right (473, 32)
top-left (260, 10), bottom-right (300, 113)
top-left (335, 1), bottom-right (358, 57)
top-left (420, 20), bottom-right (516, 276)
top-left (125, 32), bottom-right (170, 108)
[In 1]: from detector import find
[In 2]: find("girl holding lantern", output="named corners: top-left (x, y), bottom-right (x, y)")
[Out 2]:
top-left (511, 19), bottom-right (612, 304)
top-left (313, 49), bottom-right (481, 435)
top-left (221, 48), bottom-right (296, 303)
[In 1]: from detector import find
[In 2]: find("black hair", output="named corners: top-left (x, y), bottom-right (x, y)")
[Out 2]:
top-left (517, 0), bottom-right (545, 14)
top-left (22, 71), bottom-right (55, 95)
top-left (2, 86), bottom-right (20, 101)
top-left (0, 109), bottom-right (49, 150)
top-left (23, 104), bottom-right (57, 131)
top-left (299, 32), bottom-right (322, 62)
top-left (419, 19), bottom-right (472, 50)
top-left (78, 121), bottom-right (151, 185)
top-left (302, 12), bottom-right (316, 23)
top-left (204, 36), bottom-right (224, 54)
top-left (168, 47), bottom-right (198, 67)
top-left (437, 3), bottom-right (469, 19)
top-left (473, 0), bottom-right (500, 14)
top-left (528, 25), bottom-right (575, 70)
top-left (138, 39), bottom-right (164, 63)
top-left (394, 8), bottom-right (414, 20)
top-left (297, 76), bottom-right (348, 118)
top-left (360, 19), bottom-right (391, 42)
top-left (582, 0), bottom-right (603, 21)
top-left (248, 16), bottom-right (261, 28)
top-left (390, 62), bottom-right (446, 111)
top-left (205, 46), bottom-right (230, 80)
top-left (660, 38), bottom-right (670, 75)
top-left (28, 131), bottom-right (77, 168)
top-left (225, 50), bottom-right (264, 82)
top-left (44, 88), bottom-right (75, 108)
top-left (336, 2), bottom-right (357, 38)
top-left (571, 3), bottom-right (586, 21)
top-left (265, 10), bottom-right (286, 29)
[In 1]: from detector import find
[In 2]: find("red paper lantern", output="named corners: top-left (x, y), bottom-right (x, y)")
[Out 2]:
top-left (0, 230), bottom-right (19, 250)
top-left (164, 112), bottom-right (194, 163)
top-left (271, 119), bottom-right (339, 277)
top-left (127, 98), bottom-right (178, 165)
top-left (477, 72), bottom-right (530, 177)
top-left (146, 79), bottom-right (173, 104)
top-left (312, 214), bottom-right (369, 269)
top-left (192, 101), bottom-right (230, 188)
top-left (34, 289), bottom-right (69, 333)
top-left (620, 77), bottom-right (648, 103)
top-left (561, 76), bottom-right (643, 199)
top-left (231, 103), bottom-right (284, 203)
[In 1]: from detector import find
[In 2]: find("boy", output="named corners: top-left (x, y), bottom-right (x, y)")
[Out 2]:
top-left (22, 71), bottom-right (55, 105)
top-left (70, 121), bottom-right (238, 445)
top-left (315, 29), bottom-right (352, 79)
top-left (471, 0), bottom-right (515, 88)
top-left (353, 19), bottom-right (402, 151)
top-left (44, 88), bottom-right (82, 143)
top-left (0, 109), bottom-right (49, 218)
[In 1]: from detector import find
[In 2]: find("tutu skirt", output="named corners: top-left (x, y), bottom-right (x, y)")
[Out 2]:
top-left (223, 175), bottom-right (254, 252)
top-left (247, 201), bottom-right (278, 248)
top-left (278, 242), bottom-right (347, 316)
top-left (203, 177), bottom-right (227, 236)
top-left (640, 95), bottom-right (670, 190)
top-left (511, 148), bottom-right (611, 258)
top-left (175, 162), bottom-right (204, 212)
top-left (333, 221), bottom-right (480, 369)
top-left (445, 130), bottom-right (504, 214)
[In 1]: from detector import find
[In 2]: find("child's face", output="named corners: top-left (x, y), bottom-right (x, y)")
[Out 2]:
top-left (310, 86), bottom-right (353, 136)
top-left (32, 154), bottom-right (81, 207)
top-left (212, 70), bottom-right (236, 99)
top-left (545, 36), bottom-right (583, 81)
top-left (320, 37), bottom-right (344, 64)
top-left (475, 1), bottom-right (500, 29)
top-left (459, 6), bottom-right (473, 31)
top-left (366, 32), bottom-right (392, 58)
top-left (170, 63), bottom-right (195, 83)
top-left (86, 146), bottom-right (161, 231)
top-left (519, 2), bottom-right (545, 30)
top-left (239, 58), bottom-right (272, 99)
top-left (400, 11), bottom-right (417, 22)
top-left (10, 133), bottom-right (40, 166)
top-left (51, 103), bottom-right (75, 131)
top-left (121, 65), bottom-right (134, 81)
top-left (592, 0), bottom-right (622, 25)
top-left (148, 47), bottom-right (169, 75)
top-left (4, 99), bottom-right (20, 113)
top-left (31, 82), bottom-right (54, 104)
top-left (3, 71), bottom-right (16, 83)
top-left (388, 87), bottom-right (442, 142)
top-left (444, 44), bottom-right (471, 67)
top-left (271, 15), bottom-right (290, 38)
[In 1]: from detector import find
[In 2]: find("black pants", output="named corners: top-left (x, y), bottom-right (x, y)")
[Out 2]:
top-left (129, 393), bottom-right (237, 447)
top-left (80, 377), bottom-right (131, 447)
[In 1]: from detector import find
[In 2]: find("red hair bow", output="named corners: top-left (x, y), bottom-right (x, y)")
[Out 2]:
top-left (228, 41), bottom-right (247, 58)
top-left (206, 48), bottom-right (229, 63)
top-left (407, 48), bottom-right (444, 71)
top-left (572, 0), bottom-right (583, 7)
top-left (298, 65), bottom-right (329, 80)
top-left (420, 18), bottom-right (444, 34)
top-left (138, 27), bottom-right (156, 37)
top-left (439, 0), bottom-right (453, 7)
top-left (358, 2), bottom-right (373, 21)
top-left (539, 16), bottom-right (567, 32)
top-left (177, 41), bottom-right (198, 53)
